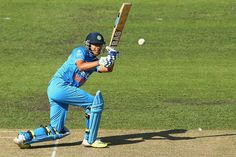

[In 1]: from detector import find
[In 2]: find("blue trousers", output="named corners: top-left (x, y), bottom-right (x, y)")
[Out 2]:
top-left (47, 79), bottom-right (94, 132)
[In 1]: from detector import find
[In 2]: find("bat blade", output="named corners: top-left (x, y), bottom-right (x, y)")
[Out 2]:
top-left (109, 3), bottom-right (132, 48)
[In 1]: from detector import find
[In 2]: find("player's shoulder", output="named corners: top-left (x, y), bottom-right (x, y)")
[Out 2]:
top-left (71, 46), bottom-right (88, 59)
top-left (72, 46), bottom-right (87, 54)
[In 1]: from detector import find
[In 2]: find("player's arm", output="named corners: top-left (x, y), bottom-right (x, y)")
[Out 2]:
top-left (98, 63), bottom-right (115, 73)
top-left (98, 46), bottom-right (119, 73)
top-left (76, 47), bottom-right (119, 72)
top-left (76, 59), bottom-right (114, 72)
top-left (76, 60), bottom-right (99, 71)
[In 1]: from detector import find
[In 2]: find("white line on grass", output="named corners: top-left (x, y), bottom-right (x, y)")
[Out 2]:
top-left (51, 140), bottom-right (59, 157)
top-left (0, 137), bottom-right (14, 139)
top-left (0, 130), bottom-right (19, 133)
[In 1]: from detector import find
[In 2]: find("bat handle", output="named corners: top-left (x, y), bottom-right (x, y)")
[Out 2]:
top-left (106, 46), bottom-right (115, 52)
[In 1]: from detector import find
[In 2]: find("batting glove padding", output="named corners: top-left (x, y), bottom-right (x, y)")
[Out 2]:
top-left (98, 56), bottom-right (113, 68)
top-left (106, 46), bottom-right (119, 61)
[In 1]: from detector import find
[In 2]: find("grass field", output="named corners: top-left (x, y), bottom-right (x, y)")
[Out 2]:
top-left (0, 0), bottom-right (236, 132)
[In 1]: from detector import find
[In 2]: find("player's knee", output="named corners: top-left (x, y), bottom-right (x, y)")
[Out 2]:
top-left (86, 94), bottom-right (95, 106)
top-left (24, 125), bottom-right (70, 145)
top-left (32, 125), bottom-right (57, 138)
top-left (91, 90), bottom-right (104, 113)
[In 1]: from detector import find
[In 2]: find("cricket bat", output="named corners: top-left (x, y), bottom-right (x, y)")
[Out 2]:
top-left (109, 3), bottom-right (132, 48)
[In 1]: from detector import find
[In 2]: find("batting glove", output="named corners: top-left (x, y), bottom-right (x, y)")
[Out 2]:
top-left (106, 46), bottom-right (119, 61)
top-left (98, 56), bottom-right (113, 68)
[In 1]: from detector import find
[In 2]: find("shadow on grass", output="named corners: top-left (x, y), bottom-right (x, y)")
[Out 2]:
top-left (102, 129), bottom-right (236, 146)
top-left (30, 129), bottom-right (236, 149)
top-left (102, 129), bottom-right (192, 146)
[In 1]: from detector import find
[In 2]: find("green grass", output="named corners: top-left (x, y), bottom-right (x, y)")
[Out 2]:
top-left (0, 0), bottom-right (236, 130)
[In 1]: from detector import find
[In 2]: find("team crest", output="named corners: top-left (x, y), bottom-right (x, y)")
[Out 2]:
top-left (97, 35), bottom-right (102, 41)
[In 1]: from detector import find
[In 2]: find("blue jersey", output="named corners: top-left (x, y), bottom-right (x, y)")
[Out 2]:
top-left (50, 46), bottom-right (99, 87)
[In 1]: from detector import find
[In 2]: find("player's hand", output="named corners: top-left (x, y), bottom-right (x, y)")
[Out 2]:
top-left (106, 46), bottom-right (119, 61)
top-left (98, 56), bottom-right (113, 68)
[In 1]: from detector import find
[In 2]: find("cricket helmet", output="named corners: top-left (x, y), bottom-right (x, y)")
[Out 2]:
top-left (85, 32), bottom-right (106, 45)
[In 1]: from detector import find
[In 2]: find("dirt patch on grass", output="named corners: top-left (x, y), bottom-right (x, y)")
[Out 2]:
top-left (1, 129), bottom-right (236, 157)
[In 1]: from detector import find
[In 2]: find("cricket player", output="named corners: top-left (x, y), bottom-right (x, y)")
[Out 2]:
top-left (13, 32), bottom-right (119, 149)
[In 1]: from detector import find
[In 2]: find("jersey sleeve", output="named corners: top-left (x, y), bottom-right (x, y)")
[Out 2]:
top-left (70, 48), bottom-right (86, 63)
